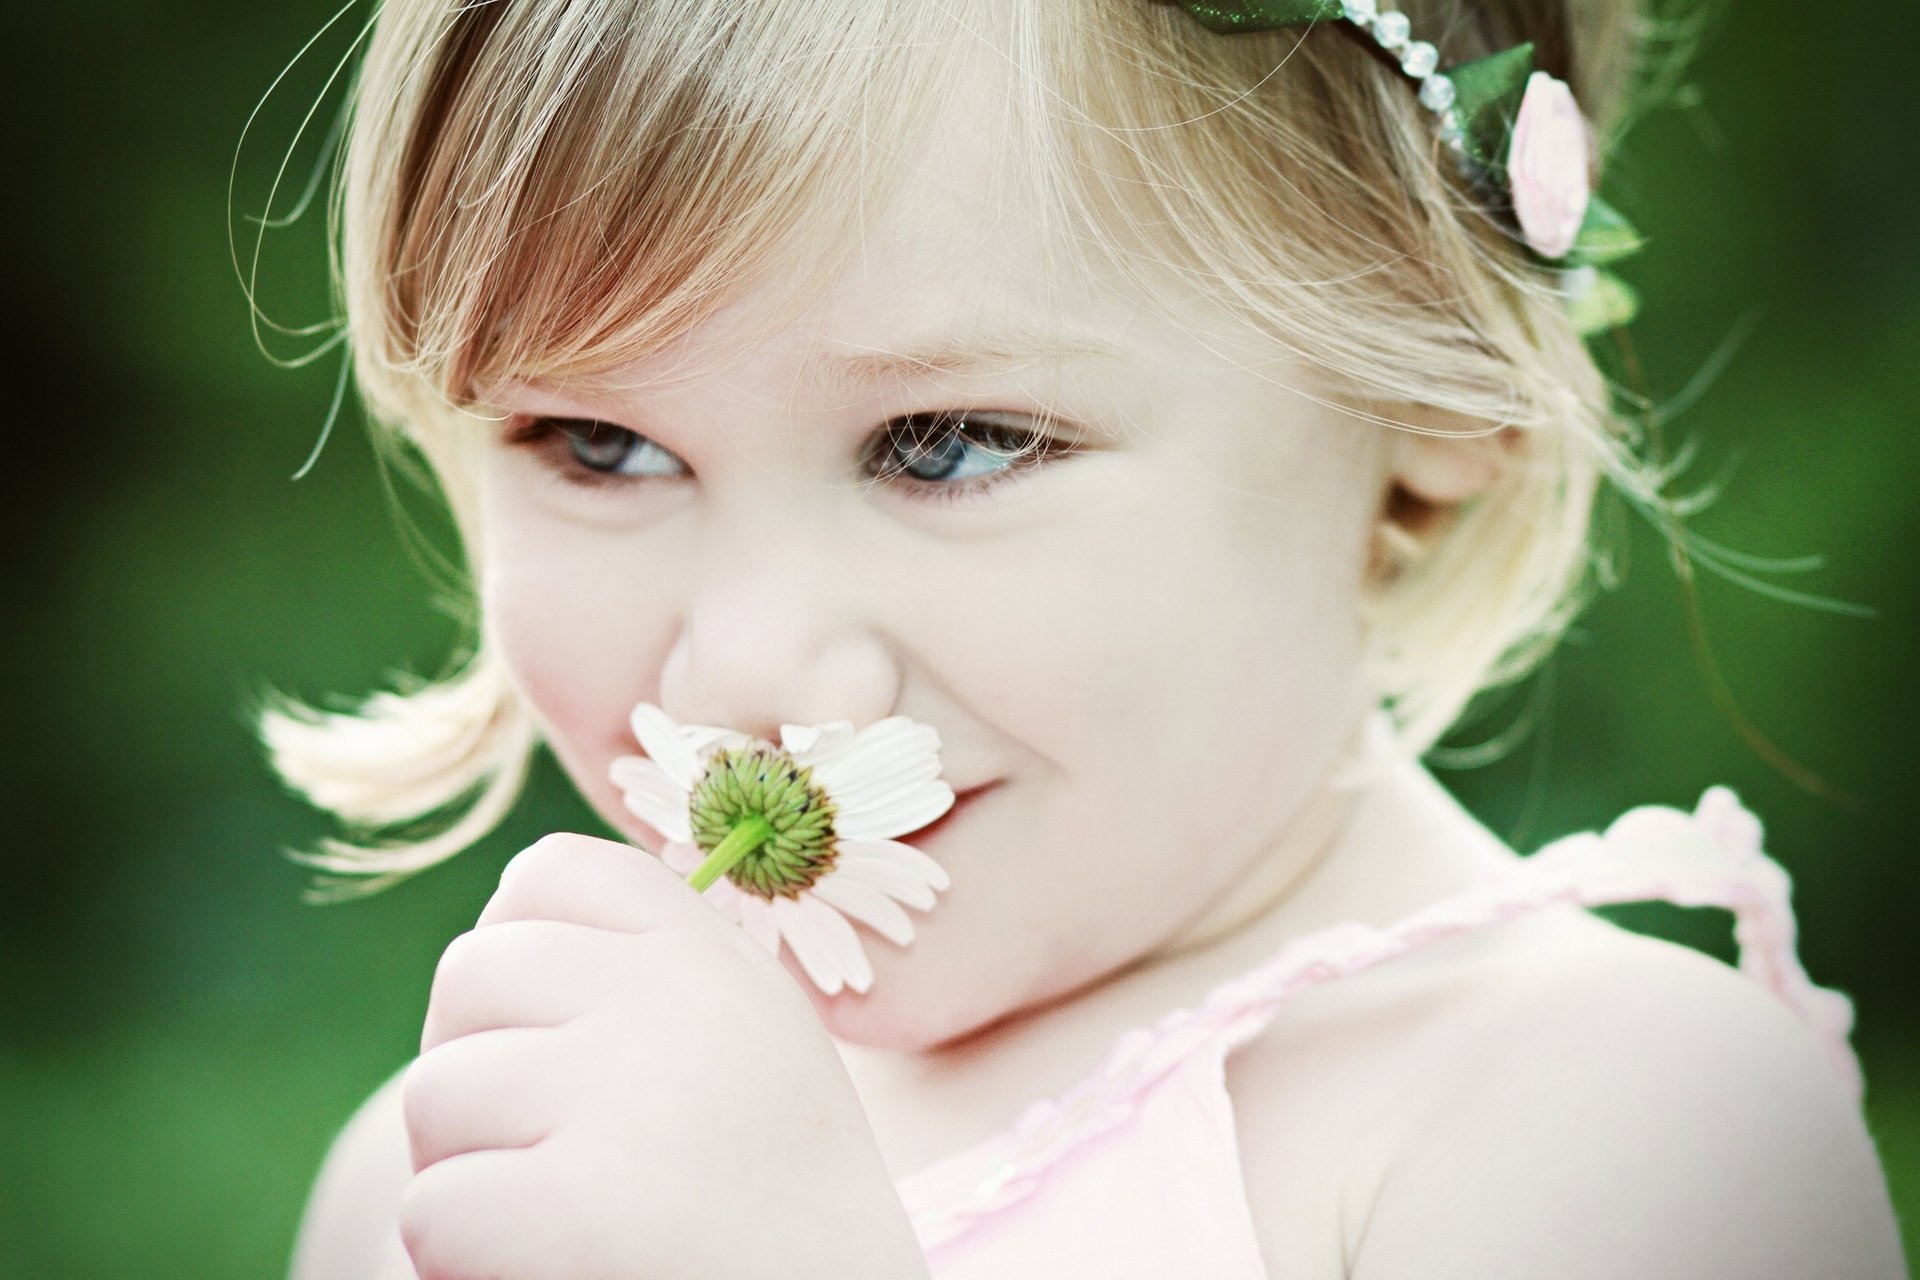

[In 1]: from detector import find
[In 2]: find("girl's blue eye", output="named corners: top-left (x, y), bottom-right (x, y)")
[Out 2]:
top-left (551, 420), bottom-right (688, 478)
top-left (504, 411), bottom-right (1067, 501)
top-left (869, 413), bottom-right (1051, 493)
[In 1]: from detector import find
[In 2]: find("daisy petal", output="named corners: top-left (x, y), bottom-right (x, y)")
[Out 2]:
top-left (788, 721), bottom-right (857, 766)
top-left (629, 703), bottom-right (703, 791)
top-left (736, 894), bottom-right (783, 957)
top-left (834, 856), bottom-right (936, 911)
top-left (807, 718), bottom-right (942, 802)
top-left (823, 756), bottom-right (945, 814)
top-left (685, 723), bottom-right (753, 758)
top-left (779, 723), bottom-right (827, 755)
top-left (811, 873), bottom-right (917, 947)
top-left (771, 896), bottom-right (846, 996)
top-left (839, 838), bottom-right (952, 893)
top-left (834, 783), bottom-right (956, 841)
top-left (798, 892), bottom-right (874, 995)
top-left (609, 755), bottom-right (693, 842)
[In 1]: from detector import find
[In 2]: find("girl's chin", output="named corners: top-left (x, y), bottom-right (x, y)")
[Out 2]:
top-left (788, 959), bottom-right (975, 1054)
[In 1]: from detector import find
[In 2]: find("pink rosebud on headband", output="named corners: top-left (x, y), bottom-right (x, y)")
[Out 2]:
top-left (1507, 70), bottom-right (1592, 260)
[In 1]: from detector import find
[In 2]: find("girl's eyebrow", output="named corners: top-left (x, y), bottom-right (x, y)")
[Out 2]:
top-left (819, 323), bottom-right (1131, 386)
top-left (488, 323), bottom-right (1131, 406)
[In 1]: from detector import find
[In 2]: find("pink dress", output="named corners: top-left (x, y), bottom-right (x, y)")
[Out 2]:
top-left (894, 785), bottom-right (1863, 1276)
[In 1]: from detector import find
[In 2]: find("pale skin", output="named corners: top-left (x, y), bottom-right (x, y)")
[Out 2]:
top-left (288, 25), bottom-right (1905, 1280)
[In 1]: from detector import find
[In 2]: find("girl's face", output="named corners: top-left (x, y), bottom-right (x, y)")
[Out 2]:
top-left (474, 69), bottom-right (1396, 1051)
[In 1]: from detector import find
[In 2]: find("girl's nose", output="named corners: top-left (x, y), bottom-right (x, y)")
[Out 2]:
top-left (655, 528), bottom-right (900, 743)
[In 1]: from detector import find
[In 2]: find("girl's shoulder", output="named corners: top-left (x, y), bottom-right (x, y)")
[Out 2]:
top-left (890, 784), bottom-right (1897, 1273)
top-left (1227, 902), bottom-right (1902, 1277)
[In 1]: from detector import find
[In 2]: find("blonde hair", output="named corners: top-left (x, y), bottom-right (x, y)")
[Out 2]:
top-left (257, 0), bottom-right (1693, 900)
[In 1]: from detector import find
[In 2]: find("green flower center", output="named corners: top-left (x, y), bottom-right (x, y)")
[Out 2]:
top-left (686, 745), bottom-right (838, 898)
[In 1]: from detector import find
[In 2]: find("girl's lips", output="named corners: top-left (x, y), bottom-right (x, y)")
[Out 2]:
top-left (907, 781), bottom-right (997, 845)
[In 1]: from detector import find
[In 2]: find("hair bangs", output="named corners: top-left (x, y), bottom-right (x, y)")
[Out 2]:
top-left (343, 0), bottom-right (959, 426)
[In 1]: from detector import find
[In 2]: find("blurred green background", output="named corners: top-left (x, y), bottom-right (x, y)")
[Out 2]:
top-left (7, 1), bottom-right (1916, 1274)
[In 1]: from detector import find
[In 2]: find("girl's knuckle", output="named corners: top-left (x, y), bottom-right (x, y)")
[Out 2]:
top-left (399, 1050), bottom-right (452, 1147)
top-left (429, 928), bottom-right (489, 1003)
top-left (499, 832), bottom-right (583, 890)
top-left (396, 1164), bottom-right (461, 1278)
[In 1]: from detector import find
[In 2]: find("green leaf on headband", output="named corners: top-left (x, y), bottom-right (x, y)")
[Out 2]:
top-left (1567, 269), bottom-right (1640, 335)
top-left (1175, 0), bottom-right (1344, 32)
top-left (1446, 43), bottom-right (1536, 175)
top-left (1563, 195), bottom-right (1644, 267)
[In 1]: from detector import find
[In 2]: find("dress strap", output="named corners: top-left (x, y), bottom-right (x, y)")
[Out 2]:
top-left (901, 785), bottom-right (1859, 1253)
top-left (1189, 784), bottom-right (1861, 1098)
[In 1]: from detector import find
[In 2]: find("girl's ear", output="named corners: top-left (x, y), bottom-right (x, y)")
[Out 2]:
top-left (1384, 409), bottom-right (1516, 507)
top-left (1370, 408), bottom-right (1520, 580)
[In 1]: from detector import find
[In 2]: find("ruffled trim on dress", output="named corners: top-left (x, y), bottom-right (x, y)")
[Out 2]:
top-left (899, 785), bottom-right (1860, 1254)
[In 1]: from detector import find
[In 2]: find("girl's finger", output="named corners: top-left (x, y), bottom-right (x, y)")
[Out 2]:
top-left (476, 831), bottom-right (712, 934)
top-left (399, 1146), bottom-right (553, 1280)
top-left (402, 1026), bottom-right (558, 1174)
top-left (419, 919), bottom-right (663, 1053)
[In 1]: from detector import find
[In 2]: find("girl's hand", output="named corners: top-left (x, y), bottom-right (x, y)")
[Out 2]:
top-left (398, 832), bottom-right (930, 1280)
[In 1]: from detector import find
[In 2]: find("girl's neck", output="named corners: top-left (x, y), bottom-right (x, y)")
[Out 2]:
top-left (842, 713), bottom-right (1519, 1098)
top-left (1148, 727), bottom-right (1519, 974)
top-left (1050, 723), bottom-right (1518, 1046)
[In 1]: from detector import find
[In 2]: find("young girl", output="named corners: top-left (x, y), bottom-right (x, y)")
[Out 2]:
top-left (267, 0), bottom-right (1903, 1275)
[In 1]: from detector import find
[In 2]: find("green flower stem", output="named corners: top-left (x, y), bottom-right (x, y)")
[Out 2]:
top-left (686, 816), bottom-right (776, 893)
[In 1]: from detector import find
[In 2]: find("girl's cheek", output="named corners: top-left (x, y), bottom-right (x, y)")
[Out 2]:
top-left (481, 521), bottom-right (672, 790)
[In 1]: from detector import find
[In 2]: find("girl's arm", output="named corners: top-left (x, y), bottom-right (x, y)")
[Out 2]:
top-left (287, 1065), bottom-right (419, 1280)
top-left (1345, 938), bottom-right (1904, 1279)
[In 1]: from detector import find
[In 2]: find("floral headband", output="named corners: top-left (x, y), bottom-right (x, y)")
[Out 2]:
top-left (1172, 0), bottom-right (1644, 335)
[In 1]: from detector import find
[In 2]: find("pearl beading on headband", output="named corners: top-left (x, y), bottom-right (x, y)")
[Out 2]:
top-left (1336, 0), bottom-right (1470, 169)
top-left (1171, 0), bottom-right (1638, 330)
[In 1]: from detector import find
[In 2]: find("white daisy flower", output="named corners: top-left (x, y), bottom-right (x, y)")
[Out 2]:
top-left (609, 702), bottom-right (955, 996)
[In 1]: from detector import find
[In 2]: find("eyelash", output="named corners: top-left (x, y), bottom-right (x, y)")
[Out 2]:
top-left (501, 412), bottom-right (1073, 506)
